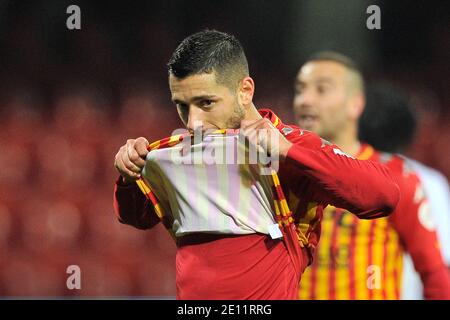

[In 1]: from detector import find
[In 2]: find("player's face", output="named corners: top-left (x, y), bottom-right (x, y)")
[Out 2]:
top-left (293, 61), bottom-right (353, 141)
top-left (169, 72), bottom-right (245, 132)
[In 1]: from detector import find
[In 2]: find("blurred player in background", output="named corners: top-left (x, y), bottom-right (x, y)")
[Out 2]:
top-left (359, 84), bottom-right (450, 299)
top-left (293, 51), bottom-right (450, 299)
top-left (112, 31), bottom-right (400, 300)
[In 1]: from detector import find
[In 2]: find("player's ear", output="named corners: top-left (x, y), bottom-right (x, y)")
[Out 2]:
top-left (350, 92), bottom-right (365, 120)
top-left (237, 77), bottom-right (255, 107)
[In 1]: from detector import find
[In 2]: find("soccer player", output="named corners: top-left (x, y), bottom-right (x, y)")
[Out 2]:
top-left (113, 31), bottom-right (400, 300)
top-left (293, 51), bottom-right (450, 299)
top-left (359, 84), bottom-right (450, 299)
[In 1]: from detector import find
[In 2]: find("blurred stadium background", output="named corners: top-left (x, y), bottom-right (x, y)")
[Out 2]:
top-left (0, 0), bottom-right (448, 297)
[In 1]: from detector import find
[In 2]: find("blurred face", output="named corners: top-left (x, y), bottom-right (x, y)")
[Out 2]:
top-left (293, 61), bottom-right (355, 141)
top-left (169, 72), bottom-right (245, 132)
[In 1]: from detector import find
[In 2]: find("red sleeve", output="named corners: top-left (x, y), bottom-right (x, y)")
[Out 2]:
top-left (113, 176), bottom-right (161, 230)
top-left (284, 129), bottom-right (399, 219)
top-left (389, 166), bottom-right (450, 299)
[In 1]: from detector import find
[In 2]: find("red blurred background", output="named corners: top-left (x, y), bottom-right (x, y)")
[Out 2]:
top-left (0, 1), bottom-right (448, 297)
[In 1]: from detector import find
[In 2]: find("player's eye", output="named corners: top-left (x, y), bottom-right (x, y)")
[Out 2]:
top-left (199, 99), bottom-right (215, 108)
top-left (317, 85), bottom-right (330, 95)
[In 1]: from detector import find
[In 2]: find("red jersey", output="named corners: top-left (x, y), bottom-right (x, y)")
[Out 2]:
top-left (298, 144), bottom-right (450, 299)
top-left (113, 109), bottom-right (400, 299)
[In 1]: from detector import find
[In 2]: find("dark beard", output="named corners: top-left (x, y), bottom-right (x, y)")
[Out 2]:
top-left (225, 103), bottom-right (245, 129)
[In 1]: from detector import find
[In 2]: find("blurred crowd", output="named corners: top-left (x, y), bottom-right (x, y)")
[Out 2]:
top-left (0, 85), bottom-right (181, 297)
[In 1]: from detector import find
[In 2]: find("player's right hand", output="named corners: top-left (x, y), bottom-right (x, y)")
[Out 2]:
top-left (114, 137), bottom-right (149, 184)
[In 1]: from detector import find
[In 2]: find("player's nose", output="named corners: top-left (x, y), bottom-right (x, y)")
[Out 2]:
top-left (297, 90), bottom-right (317, 110)
top-left (186, 107), bottom-right (204, 131)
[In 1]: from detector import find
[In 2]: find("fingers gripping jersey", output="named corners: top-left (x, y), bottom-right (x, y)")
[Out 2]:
top-left (139, 130), bottom-right (294, 238)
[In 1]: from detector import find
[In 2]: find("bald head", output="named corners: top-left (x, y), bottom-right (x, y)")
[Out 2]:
top-left (293, 51), bottom-right (366, 142)
top-left (307, 51), bottom-right (364, 96)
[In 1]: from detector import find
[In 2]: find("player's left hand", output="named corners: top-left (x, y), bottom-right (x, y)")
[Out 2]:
top-left (240, 118), bottom-right (293, 160)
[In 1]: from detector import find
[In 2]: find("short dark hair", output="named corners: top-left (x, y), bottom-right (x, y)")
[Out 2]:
top-left (167, 30), bottom-right (249, 89)
top-left (358, 84), bottom-right (417, 153)
top-left (305, 51), bottom-right (365, 93)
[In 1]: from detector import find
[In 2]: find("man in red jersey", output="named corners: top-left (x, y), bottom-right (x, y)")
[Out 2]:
top-left (293, 51), bottom-right (450, 299)
top-left (113, 31), bottom-right (399, 300)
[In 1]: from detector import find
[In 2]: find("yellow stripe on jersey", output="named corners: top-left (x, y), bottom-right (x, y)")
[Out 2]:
top-left (358, 145), bottom-right (374, 160)
top-left (168, 134), bottom-right (183, 146)
top-left (148, 140), bottom-right (161, 150)
top-left (371, 218), bottom-right (388, 300)
top-left (297, 205), bottom-right (317, 300)
top-left (314, 206), bottom-right (334, 299)
top-left (395, 245), bottom-right (403, 299)
top-left (394, 232), bottom-right (404, 299)
top-left (136, 178), bottom-right (150, 194)
top-left (385, 225), bottom-right (401, 299)
top-left (273, 116), bottom-right (280, 128)
top-left (296, 202), bottom-right (319, 241)
top-left (335, 212), bottom-right (353, 300)
top-left (298, 266), bottom-right (312, 299)
top-left (354, 219), bottom-right (371, 299)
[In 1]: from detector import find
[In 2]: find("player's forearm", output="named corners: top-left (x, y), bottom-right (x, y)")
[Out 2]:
top-left (113, 176), bottom-right (160, 229)
top-left (421, 265), bottom-right (450, 299)
top-left (285, 145), bottom-right (400, 218)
